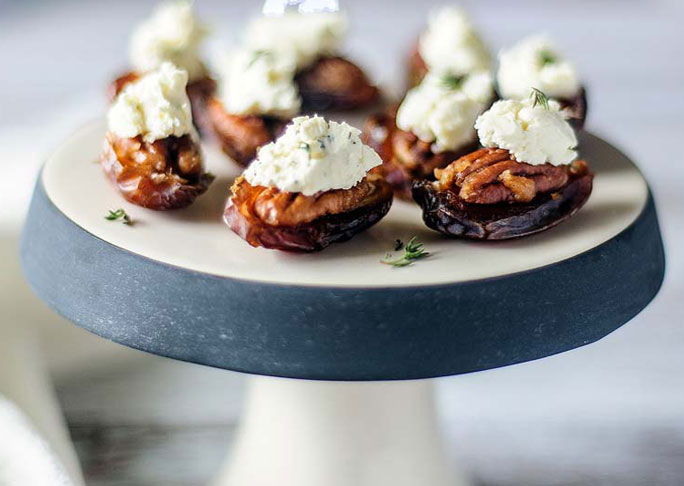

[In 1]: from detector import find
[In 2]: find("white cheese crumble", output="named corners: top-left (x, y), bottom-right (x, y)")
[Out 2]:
top-left (129, 1), bottom-right (207, 81)
top-left (396, 71), bottom-right (494, 153)
top-left (497, 35), bottom-right (581, 100)
top-left (108, 62), bottom-right (193, 143)
top-left (217, 48), bottom-right (301, 118)
top-left (244, 12), bottom-right (348, 69)
top-left (475, 96), bottom-right (578, 166)
top-left (244, 115), bottom-right (381, 195)
top-left (418, 6), bottom-right (491, 76)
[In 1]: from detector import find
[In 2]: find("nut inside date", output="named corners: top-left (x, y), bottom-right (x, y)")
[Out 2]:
top-left (362, 109), bottom-right (476, 200)
top-left (101, 134), bottom-right (213, 210)
top-left (412, 148), bottom-right (593, 240)
top-left (224, 174), bottom-right (393, 252)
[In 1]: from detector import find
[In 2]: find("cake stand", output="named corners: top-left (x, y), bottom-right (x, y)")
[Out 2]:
top-left (21, 121), bottom-right (665, 486)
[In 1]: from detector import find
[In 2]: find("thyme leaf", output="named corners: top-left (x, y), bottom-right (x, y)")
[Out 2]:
top-left (540, 49), bottom-right (556, 66)
top-left (105, 208), bottom-right (132, 225)
top-left (381, 236), bottom-right (429, 267)
top-left (440, 74), bottom-right (466, 90)
top-left (247, 50), bottom-right (269, 68)
top-left (530, 87), bottom-right (550, 110)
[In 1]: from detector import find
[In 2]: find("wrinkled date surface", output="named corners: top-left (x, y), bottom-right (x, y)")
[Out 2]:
top-left (296, 56), bottom-right (379, 112)
top-left (558, 87), bottom-right (588, 130)
top-left (224, 174), bottom-right (393, 252)
top-left (101, 134), bottom-right (214, 210)
top-left (406, 42), bottom-right (428, 89)
top-left (362, 109), bottom-right (477, 200)
top-left (413, 148), bottom-right (593, 239)
top-left (206, 98), bottom-right (287, 167)
top-left (108, 71), bottom-right (217, 137)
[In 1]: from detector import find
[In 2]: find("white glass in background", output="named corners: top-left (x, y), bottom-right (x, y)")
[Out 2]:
top-left (262, 0), bottom-right (339, 15)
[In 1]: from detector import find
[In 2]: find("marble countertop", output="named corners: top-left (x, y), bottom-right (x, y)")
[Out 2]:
top-left (1, 0), bottom-right (683, 484)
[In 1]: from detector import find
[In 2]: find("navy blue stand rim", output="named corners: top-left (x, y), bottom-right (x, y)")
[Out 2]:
top-left (20, 178), bottom-right (665, 381)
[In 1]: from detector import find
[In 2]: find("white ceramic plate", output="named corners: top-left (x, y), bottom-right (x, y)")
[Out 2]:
top-left (41, 119), bottom-right (647, 288)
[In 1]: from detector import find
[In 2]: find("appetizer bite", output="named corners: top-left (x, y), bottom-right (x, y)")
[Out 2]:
top-left (497, 35), bottom-right (587, 128)
top-left (225, 116), bottom-right (392, 252)
top-left (364, 71), bottom-right (495, 199)
top-left (408, 6), bottom-right (491, 88)
top-left (205, 48), bottom-right (300, 167)
top-left (102, 63), bottom-right (213, 210)
top-left (412, 90), bottom-right (593, 240)
top-left (109, 1), bottom-right (215, 134)
top-left (244, 12), bottom-right (379, 111)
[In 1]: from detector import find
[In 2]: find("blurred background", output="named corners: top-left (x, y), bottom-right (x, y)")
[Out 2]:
top-left (0, 0), bottom-right (682, 485)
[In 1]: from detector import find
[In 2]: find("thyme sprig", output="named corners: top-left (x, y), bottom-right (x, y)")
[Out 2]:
top-left (440, 74), bottom-right (466, 90)
top-left (530, 87), bottom-right (550, 110)
top-left (105, 208), bottom-right (132, 225)
top-left (381, 236), bottom-right (430, 267)
top-left (539, 49), bottom-right (556, 66)
top-left (247, 50), bottom-right (269, 68)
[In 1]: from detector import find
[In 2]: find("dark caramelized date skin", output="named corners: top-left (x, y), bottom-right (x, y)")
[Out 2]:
top-left (205, 98), bottom-right (288, 167)
top-left (295, 56), bottom-right (379, 112)
top-left (362, 109), bottom-right (477, 200)
top-left (224, 174), bottom-right (393, 252)
top-left (407, 42), bottom-right (428, 89)
top-left (412, 148), bottom-right (593, 240)
top-left (101, 134), bottom-right (214, 210)
top-left (557, 87), bottom-right (588, 130)
top-left (109, 71), bottom-right (217, 137)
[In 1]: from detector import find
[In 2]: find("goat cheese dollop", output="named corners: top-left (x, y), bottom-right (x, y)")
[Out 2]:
top-left (244, 12), bottom-right (348, 69)
top-left (475, 95), bottom-right (578, 166)
top-left (396, 71), bottom-right (494, 153)
top-left (218, 48), bottom-right (301, 118)
top-left (244, 116), bottom-right (381, 195)
top-left (129, 1), bottom-right (207, 81)
top-left (418, 6), bottom-right (491, 76)
top-left (108, 63), bottom-right (193, 143)
top-left (497, 35), bottom-right (580, 100)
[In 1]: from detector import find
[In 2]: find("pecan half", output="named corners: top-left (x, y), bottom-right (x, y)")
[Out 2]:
top-left (295, 56), bottom-right (379, 112)
top-left (206, 98), bottom-right (287, 167)
top-left (108, 71), bottom-right (217, 137)
top-left (434, 148), bottom-right (572, 204)
top-left (412, 148), bottom-right (593, 240)
top-left (101, 134), bottom-right (214, 210)
top-left (224, 173), bottom-right (393, 252)
top-left (362, 108), bottom-right (477, 200)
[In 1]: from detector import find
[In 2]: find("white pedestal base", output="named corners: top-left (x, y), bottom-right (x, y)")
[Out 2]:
top-left (213, 376), bottom-right (469, 486)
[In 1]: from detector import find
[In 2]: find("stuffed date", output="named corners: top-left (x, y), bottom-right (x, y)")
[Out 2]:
top-left (413, 92), bottom-right (593, 240)
top-left (101, 134), bottom-right (213, 210)
top-left (413, 149), bottom-right (593, 239)
top-left (496, 35), bottom-right (588, 129)
top-left (111, 1), bottom-right (215, 134)
top-left (363, 71), bottom-right (494, 199)
top-left (295, 56), bottom-right (379, 112)
top-left (225, 174), bottom-right (392, 252)
top-left (406, 7), bottom-right (491, 89)
top-left (102, 63), bottom-right (213, 210)
top-left (224, 115), bottom-right (392, 251)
